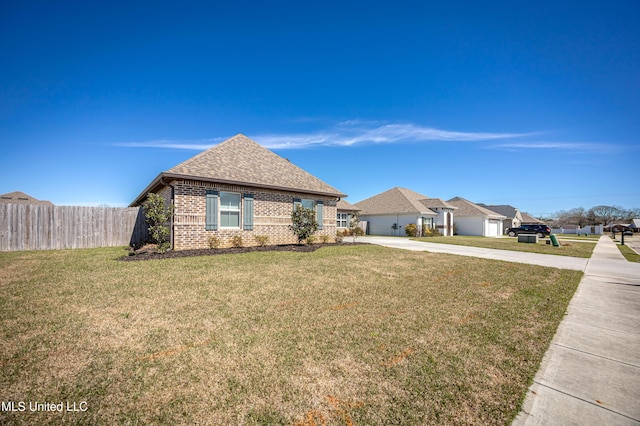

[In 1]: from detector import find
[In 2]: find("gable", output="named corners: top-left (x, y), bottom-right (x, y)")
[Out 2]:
top-left (355, 187), bottom-right (437, 216)
top-left (0, 191), bottom-right (54, 205)
top-left (131, 134), bottom-right (345, 206)
top-left (448, 197), bottom-right (506, 219)
top-left (477, 204), bottom-right (520, 219)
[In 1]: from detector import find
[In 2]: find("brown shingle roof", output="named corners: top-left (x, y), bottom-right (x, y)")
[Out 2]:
top-left (420, 198), bottom-right (458, 209)
top-left (354, 187), bottom-right (437, 216)
top-left (337, 199), bottom-right (360, 212)
top-left (447, 197), bottom-right (506, 219)
top-left (131, 134), bottom-right (346, 206)
top-left (477, 204), bottom-right (519, 219)
top-left (0, 191), bottom-right (54, 205)
top-left (521, 212), bottom-right (545, 224)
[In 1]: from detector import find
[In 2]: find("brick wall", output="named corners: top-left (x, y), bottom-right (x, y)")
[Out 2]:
top-left (167, 180), bottom-right (338, 250)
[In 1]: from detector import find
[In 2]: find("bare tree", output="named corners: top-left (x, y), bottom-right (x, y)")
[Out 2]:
top-left (587, 205), bottom-right (624, 226)
top-left (555, 207), bottom-right (588, 227)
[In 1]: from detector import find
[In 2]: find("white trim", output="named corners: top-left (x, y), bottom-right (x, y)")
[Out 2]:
top-left (220, 191), bottom-right (241, 228)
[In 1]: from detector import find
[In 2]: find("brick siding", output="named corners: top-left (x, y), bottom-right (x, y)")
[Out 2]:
top-left (166, 180), bottom-right (338, 250)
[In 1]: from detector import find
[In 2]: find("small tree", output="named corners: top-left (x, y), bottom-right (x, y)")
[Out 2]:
top-left (143, 193), bottom-right (174, 253)
top-left (290, 204), bottom-right (318, 244)
top-left (349, 212), bottom-right (364, 242)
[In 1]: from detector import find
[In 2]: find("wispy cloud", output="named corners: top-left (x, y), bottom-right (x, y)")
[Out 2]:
top-left (487, 141), bottom-right (621, 153)
top-left (114, 138), bottom-right (225, 150)
top-left (257, 123), bottom-right (534, 149)
top-left (114, 122), bottom-right (534, 150)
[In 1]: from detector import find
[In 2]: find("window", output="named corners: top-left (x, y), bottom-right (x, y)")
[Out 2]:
top-left (337, 213), bottom-right (348, 228)
top-left (220, 192), bottom-right (241, 227)
top-left (294, 198), bottom-right (315, 210)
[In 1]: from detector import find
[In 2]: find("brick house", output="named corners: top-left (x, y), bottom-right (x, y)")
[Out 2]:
top-left (130, 134), bottom-right (347, 250)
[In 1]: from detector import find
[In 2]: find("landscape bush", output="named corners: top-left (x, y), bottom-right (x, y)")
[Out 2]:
top-left (143, 193), bottom-right (174, 253)
top-left (422, 226), bottom-right (441, 237)
top-left (255, 235), bottom-right (269, 247)
top-left (405, 223), bottom-right (418, 237)
top-left (289, 204), bottom-right (318, 244)
top-left (231, 235), bottom-right (243, 248)
top-left (207, 236), bottom-right (221, 249)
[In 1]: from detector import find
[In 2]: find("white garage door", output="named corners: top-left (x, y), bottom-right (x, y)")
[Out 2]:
top-left (488, 220), bottom-right (499, 237)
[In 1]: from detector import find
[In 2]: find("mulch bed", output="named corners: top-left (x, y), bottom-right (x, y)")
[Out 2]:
top-left (120, 242), bottom-right (367, 261)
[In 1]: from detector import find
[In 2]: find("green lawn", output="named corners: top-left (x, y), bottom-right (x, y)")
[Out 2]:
top-left (413, 236), bottom-right (596, 258)
top-left (616, 243), bottom-right (640, 263)
top-left (0, 245), bottom-right (582, 425)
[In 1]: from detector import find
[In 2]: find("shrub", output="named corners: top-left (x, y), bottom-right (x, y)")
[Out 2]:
top-left (255, 235), bottom-right (269, 247)
top-left (306, 235), bottom-right (317, 245)
top-left (405, 223), bottom-right (417, 237)
top-left (290, 204), bottom-right (319, 244)
top-left (143, 193), bottom-right (174, 253)
top-left (231, 235), bottom-right (243, 248)
top-left (320, 234), bottom-right (330, 244)
top-left (336, 231), bottom-right (344, 243)
top-left (422, 226), bottom-right (441, 237)
top-left (351, 226), bottom-right (364, 239)
top-left (348, 213), bottom-right (364, 242)
top-left (207, 236), bottom-right (221, 249)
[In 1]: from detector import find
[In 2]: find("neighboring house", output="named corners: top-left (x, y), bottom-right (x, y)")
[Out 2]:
top-left (353, 187), bottom-right (439, 236)
top-left (420, 198), bottom-right (457, 236)
top-left (0, 191), bottom-right (54, 206)
top-left (447, 197), bottom-right (506, 237)
top-left (521, 212), bottom-right (545, 225)
top-left (631, 219), bottom-right (640, 233)
top-left (478, 204), bottom-right (522, 230)
top-left (130, 134), bottom-right (347, 249)
top-left (336, 199), bottom-right (360, 230)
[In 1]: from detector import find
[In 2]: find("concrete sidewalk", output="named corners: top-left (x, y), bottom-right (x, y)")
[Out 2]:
top-left (357, 236), bottom-right (588, 271)
top-left (513, 236), bottom-right (640, 425)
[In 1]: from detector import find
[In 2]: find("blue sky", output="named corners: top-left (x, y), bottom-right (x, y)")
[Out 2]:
top-left (2, 1), bottom-right (639, 217)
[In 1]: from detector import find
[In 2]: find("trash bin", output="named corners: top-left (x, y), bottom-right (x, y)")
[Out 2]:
top-left (550, 234), bottom-right (560, 247)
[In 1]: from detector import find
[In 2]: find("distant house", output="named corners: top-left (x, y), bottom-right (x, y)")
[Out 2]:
top-left (353, 187), bottom-right (440, 236)
top-left (631, 219), bottom-right (640, 233)
top-left (447, 197), bottom-right (506, 237)
top-left (130, 134), bottom-right (347, 249)
top-left (478, 204), bottom-right (522, 230)
top-left (0, 191), bottom-right (54, 206)
top-left (336, 199), bottom-right (360, 230)
top-left (521, 212), bottom-right (545, 225)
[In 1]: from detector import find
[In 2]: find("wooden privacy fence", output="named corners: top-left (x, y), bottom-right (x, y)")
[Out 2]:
top-left (0, 204), bottom-right (148, 252)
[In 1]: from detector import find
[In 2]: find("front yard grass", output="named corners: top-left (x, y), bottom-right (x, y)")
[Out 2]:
top-left (615, 243), bottom-right (640, 262)
top-left (413, 236), bottom-right (595, 258)
top-left (0, 245), bottom-right (582, 425)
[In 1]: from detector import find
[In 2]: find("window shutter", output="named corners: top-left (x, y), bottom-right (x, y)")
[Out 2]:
top-left (316, 200), bottom-right (324, 230)
top-left (243, 194), bottom-right (254, 231)
top-left (206, 190), bottom-right (218, 230)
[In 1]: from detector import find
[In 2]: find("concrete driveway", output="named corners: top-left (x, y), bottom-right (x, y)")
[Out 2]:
top-left (357, 236), bottom-right (588, 271)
